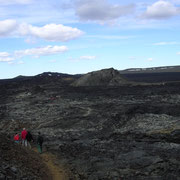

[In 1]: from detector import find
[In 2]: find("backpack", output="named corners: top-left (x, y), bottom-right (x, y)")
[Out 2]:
top-left (26, 132), bottom-right (33, 141)
top-left (38, 135), bottom-right (43, 144)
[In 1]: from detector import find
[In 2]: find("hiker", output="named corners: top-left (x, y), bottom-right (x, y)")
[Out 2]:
top-left (37, 132), bottom-right (43, 153)
top-left (21, 128), bottom-right (28, 147)
top-left (14, 132), bottom-right (20, 143)
top-left (26, 131), bottom-right (34, 148)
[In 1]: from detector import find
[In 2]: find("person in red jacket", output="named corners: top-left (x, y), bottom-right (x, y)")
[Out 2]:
top-left (14, 132), bottom-right (20, 143)
top-left (21, 128), bottom-right (28, 147)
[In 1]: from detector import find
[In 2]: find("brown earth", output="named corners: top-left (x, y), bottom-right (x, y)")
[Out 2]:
top-left (33, 147), bottom-right (69, 180)
top-left (0, 134), bottom-right (69, 180)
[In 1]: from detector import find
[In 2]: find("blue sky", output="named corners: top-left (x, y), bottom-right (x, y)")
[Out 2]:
top-left (1, 0), bottom-right (180, 79)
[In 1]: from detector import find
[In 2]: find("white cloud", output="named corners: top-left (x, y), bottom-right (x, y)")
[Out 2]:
top-left (129, 56), bottom-right (136, 60)
top-left (7, 61), bottom-right (14, 64)
top-left (80, 55), bottom-right (96, 60)
top-left (0, 52), bottom-right (10, 57)
top-left (15, 45), bottom-right (68, 58)
top-left (69, 55), bottom-right (96, 62)
top-left (17, 60), bottom-right (24, 64)
top-left (24, 37), bottom-right (37, 44)
top-left (49, 59), bottom-right (57, 63)
top-left (148, 58), bottom-right (153, 61)
top-left (24, 23), bottom-right (84, 42)
top-left (142, 0), bottom-right (180, 19)
top-left (153, 41), bottom-right (179, 45)
top-left (0, 19), bottom-right (17, 37)
top-left (177, 52), bottom-right (180, 55)
top-left (74, 0), bottom-right (135, 23)
top-left (86, 35), bottom-right (135, 40)
top-left (0, 20), bottom-right (84, 42)
top-left (0, 52), bottom-right (14, 62)
top-left (171, 0), bottom-right (180, 5)
top-left (0, 45), bottom-right (68, 63)
top-left (0, 0), bottom-right (32, 5)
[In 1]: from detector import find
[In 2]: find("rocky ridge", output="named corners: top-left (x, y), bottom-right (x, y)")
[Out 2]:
top-left (72, 68), bottom-right (130, 86)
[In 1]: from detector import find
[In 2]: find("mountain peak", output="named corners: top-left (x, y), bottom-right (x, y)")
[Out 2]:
top-left (72, 68), bottom-right (129, 86)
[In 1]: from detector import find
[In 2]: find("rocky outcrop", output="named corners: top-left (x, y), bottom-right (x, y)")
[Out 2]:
top-left (72, 68), bottom-right (130, 86)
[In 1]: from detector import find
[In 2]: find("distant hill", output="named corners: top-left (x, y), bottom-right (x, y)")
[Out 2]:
top-left (0, 72), bottom-right (81, 86)
top-left (72, 68), bottom-right (130, 86)
top-left (119, 65), bottom-right (180, 83)
top-left (120, 65), bottom-right (180, 74)
top-left (14, 75), bottom-right (32, 80)
top-left (1, 65), bottom-right (180, 85)
top-left (120, 72), bottom-right (180, 83)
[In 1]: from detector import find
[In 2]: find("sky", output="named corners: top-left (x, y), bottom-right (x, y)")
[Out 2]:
top-left (0, 0), bottom-right (180, 79)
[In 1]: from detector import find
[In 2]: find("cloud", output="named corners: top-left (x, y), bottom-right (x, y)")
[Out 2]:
top-left (0, 52), bottom-right (14, 62)
top-left (80, 55), bottom-right (96, 60)
top-left (17, 60), bottom-right (24, 64)
top-left (49, 59), bottom-right (57, 63)
top-left (15, 45), bottom-right (68, 58)
top-left (74, 0), bottom-right (135, 22)
top-left (86, 35), bottom-right (135, 40)
top-left (142, 0), bottom-right (180, 19)
top-left (69, 55), bottom-right (96, 62)
top-left (148, 58), bottom-right (153, 61)
top-left (19, 23), bottom-right (84, 42)
top-left (0, 20), bottom-right (84, 42)
top-left (177, 52), bottom-right (180, 55)
top-left (129, 56), bottom-right (136, 60)
top-left (0, 45), bottom-right (68, 63)
top-left (7, 61), bottom-right (14, 65)
top-left (0, 19), bottom-right (18, 37)
top-left (0, 0), bottom-right (32, 5)
top-left (153, 41), bottom-right (179, 45)
top-left (171, 0), bottom-right (180, 5)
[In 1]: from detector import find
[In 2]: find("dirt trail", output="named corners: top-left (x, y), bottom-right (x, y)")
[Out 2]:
top-left (33, 148), bottom-right (69, 180)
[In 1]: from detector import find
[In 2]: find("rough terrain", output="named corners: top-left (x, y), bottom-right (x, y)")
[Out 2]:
top-left (0, 68), bottom-right (180, 179)
top-left (0, 134), bottom-right (51, 179)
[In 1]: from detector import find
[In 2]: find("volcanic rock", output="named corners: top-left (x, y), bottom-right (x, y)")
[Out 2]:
top-left (0, 134), bottom-right (51, 180)
top-left (0, 68), bottom-right (180, 179)
top-left (72, 68), bottom-right (130, 86)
